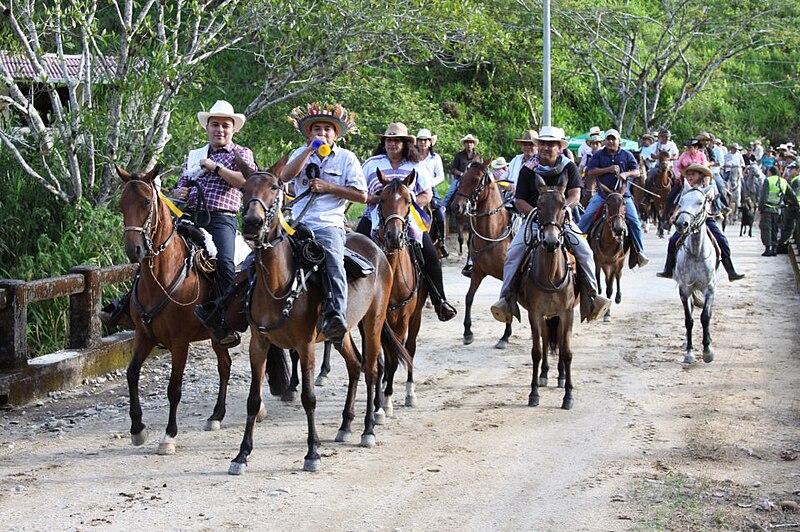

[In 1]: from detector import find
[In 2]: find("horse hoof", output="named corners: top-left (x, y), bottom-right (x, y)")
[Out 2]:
top-left (256, 403), bottom-right (268, 423)
top-left (494, 339), bottom-right (508, 350)
top-left (405, 395), bottom-right (417, 408)
top-left (360, 434), bottom-right (377, 448)
top-left (281, 390), bottom-right (297, 402)
top-left (228, 461), bottom-right (247, 476)
top-left (683, 352), bottom-right (695, 365)
top-left (603, 312), bottom-right (611, 322)
top-left (538, 377), bottom-right (548, 387)
top-left (558, 378), bottom-right (566, 388)
top-left (528, 396), bottom-right (540, 407)
top-left (561, 397), bottom-right (574, 410)
top-left (703, 349), bottom-right (714, 363)
top-left (384, 400), bottom-right (394, 418)
top-left (157, 441), bottom-right (176, 455)
top-left (374, 408), bottom-right (386, 425)
top-left (335, 429), bottom-right (351, 443)
top-left (463, 334), bottom-right (474, 345)
top-left (303, 458), bottom-right (321, 472)
top-left (204, 419), bottom-right (221, 431)
top-left (131, 429), bottom-right (148, 446)
top-left (315, 375), bottom-right (328, 387)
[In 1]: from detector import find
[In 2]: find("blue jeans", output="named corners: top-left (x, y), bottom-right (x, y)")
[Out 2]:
top-left (579, 193), bottom-right (645, 253)
top-left (444, 179), bottom-right (460, 210)
top-left (206, 213), bottom-right (238, 294)
top-left (666, 218), bottom-right (730, 259)
top-left (315, 226), bottom-right (348, 321)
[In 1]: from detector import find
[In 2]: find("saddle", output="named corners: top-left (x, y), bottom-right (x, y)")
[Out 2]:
top-left (676, 227), bottom-right (722, 265)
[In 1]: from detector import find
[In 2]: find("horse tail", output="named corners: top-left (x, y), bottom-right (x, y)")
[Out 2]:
top-left (381, 322), bottom-right (413, 370)
top-left (546, 317), bottom-right (560, 355)
top-left (692, 290), bottom-right (704, 308)
top-left (266, 345), bottom-right (291, 397)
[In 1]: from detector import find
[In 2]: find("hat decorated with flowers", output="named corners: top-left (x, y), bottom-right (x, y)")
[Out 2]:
top-left (288, 102), bottom-right (357, 140)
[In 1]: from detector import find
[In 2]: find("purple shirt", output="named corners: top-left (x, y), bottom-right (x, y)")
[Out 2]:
top-left (177, 142), bottom-right (256, 212)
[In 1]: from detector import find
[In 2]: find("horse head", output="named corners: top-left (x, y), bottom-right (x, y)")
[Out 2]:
top-left (117, 165), bottom-right (162, 263)
top-left (535, 173), bottom-right (568, 252)
top-left (599, 183), bottom-right (627, 239)
top-left (452, 159), bottom-right (492, 216)
top-left (239, 155), bottom-right (281, 243)
top-left (674, 182), bottom-right (713, 235)
top-left (377, 169), bottom-right (415, 250)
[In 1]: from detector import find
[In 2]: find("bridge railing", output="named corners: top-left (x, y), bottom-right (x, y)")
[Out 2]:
top-left (0, 264), bottom-right (138, 370)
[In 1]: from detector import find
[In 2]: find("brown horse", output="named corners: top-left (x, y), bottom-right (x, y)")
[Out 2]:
top-left (630, 152), bottom-right (649, 231)
top-left (117, 166), bottom-right (255, 455)
top-left (518, 174), bottom-right (577, 409)
top-left (374, 169), bottom-right (428, 413)
top-left (451, 160), bottom-right (514, 349)
top-left (648, 150), bottom-right (674, 237)
top-left (230, 163), bottom-right (411, 474)
top-left (590, 183), bottom-right (629, 321)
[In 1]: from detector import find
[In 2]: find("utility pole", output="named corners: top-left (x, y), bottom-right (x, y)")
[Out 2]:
top-left (542, 0), bottom-right (551, 127)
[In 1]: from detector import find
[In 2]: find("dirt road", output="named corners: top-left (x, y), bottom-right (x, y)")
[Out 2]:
top-left (1, 228), bottom-right (799, 531)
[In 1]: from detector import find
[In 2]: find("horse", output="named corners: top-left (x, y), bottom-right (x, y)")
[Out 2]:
top-left (374, 169), bottom-right (428, 413)
top-left (116, 166), bottom-right (285, 455)
top-left (518, 174), bottom-right (577, 409)
top-left (580, 172), bottom-right (596, 210)
top-left (648, 150), bottom-right (674, 238)
top-left (230, 162), bottom-right (411, 474)
top-left (589, 183), bottom-right (629, 321)
top-left (742, 164), bottom-right (763, 207)
top-left (726, 166), bottom-right (743, 225)
top-left (450, 160), bottom-right (514, 349)
top-left (672, 182), bottom-right (717, 365)
top-left (630, 154), bottom-right (650, 232)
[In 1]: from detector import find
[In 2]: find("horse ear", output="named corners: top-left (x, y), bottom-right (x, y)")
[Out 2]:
top-left (234, 152), bottom-right (253, 179)
top-left (556, 173), bottom-right (568, 194)
top-left (618, 179), bottom-right (628, 195)
top-left (682, 179), bottom-right (692, 193)
top-left (404, 169), bottom-right (416, 189)
top-left (483, 159), bottom-right (492, 172)
top-left (143, 164), bottom-right (160, 184)
top-left (377, 168), bottom-right (389, 186)
top-left (599, 182), bottom-right (613, 196)
top-left (702, 184), bottom-right (714, 198)
top-left (116, 165), bottom-right (132, 182)
top-left (535, 174), bottom-right (547, 193)
top-left (267, 153), bottom-right (290, 177)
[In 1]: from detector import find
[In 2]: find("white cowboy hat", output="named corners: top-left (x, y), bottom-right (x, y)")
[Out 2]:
top-left (416, 128), bottom-right (437, 146)
top-left (535, 126), bottom-right (569, 149)
top-left (490, 157), bottom-right (509, 170)
top-left (460, 134), bottom-right (479, 146)
top-left (588, 126), bottom-right (602, 136)
top-left (514, 129), bottom-right (538, 144)
top-left (198, 100), bottom-right (246, 132)
top-left (378, 122), bottom-right (416, 144)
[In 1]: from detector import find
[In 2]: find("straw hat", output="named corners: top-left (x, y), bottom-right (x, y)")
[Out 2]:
top-left (490, 157), bottom-right (509, 170)
top-left (460, 134), bottom-right (479, 146)
top-left (684, 164), bottom-right (712, 178)
top-left (641, 133), bottom-right (656, 142)
top-left (695, 131), bottom-right (712, 141)
top-left (416, 128), bottom-right (437, 146)
top-left (514, 129), bottom-right (538, 144)
top-left (535, 126), bottom-right (569, 149)
top-left (378, 122), bottom-right (415, 144)
top-left (198, 100), bottom-right (246, 132)
top-left (588, 126), bottom-right (602, 136)
top-left (288, 102), bottom-right (356, 139)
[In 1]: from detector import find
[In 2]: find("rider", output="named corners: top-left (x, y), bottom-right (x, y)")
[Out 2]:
top-left (507, 130), bottom-right (538, 190)
top-left (639, 133), bottom-right (657, 170)
top-left (358, 122), bottom-right (457, 322)
top-left (444, 134), bottom-right (483, 211)
top-left (577, 126), bottom-right (602, 162)
top-left (489, 126), bottom-right (612, 324)
top-left (280, 102), bottom-right (368, 345)
top-left (416, 128), bottom-right (449, 257)
top-left (655, 164), bottom-right (745, 281)
top-left (578, 129), bottom-right (649, 268)
top-left (649, 129), bottom-right (679, 166)
top-left (758, 165), bottom-right (799, 256)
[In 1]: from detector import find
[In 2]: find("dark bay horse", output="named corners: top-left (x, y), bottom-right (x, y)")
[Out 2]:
top-left (375, 170), bottom-right (428, 414)
top-left (590, 183), bottom-right (629, 321)
top-left (117, 166), bottom-right (272, 455)
top-left (518, 174), bottom-right (577, 409)
top-left (648, 150), bottom-right (674, 237)
top-left (451, 160), bottom-right (513, 349)
top-left (230, 164), bottom-right (411, 474)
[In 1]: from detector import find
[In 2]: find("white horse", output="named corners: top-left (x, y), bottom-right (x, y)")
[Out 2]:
top-left (725, 166), bottom-right (743, 224)
top-left (673, 182), bottom-right (717, 365)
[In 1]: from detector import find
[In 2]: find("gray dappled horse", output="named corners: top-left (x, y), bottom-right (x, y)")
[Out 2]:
top-left (673, 182), bottom-right (717, 365)
top-left (725, 166), bottom-right (743, 225)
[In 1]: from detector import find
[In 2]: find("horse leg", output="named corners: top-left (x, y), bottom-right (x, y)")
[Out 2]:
top-left (405, 302), bottom-right (424, 407)
top-left (335, 334), bottom-right (361, 443)
top-left (382, 345), bottom-right (399, 419)
top-left (560, 319), bottom-right (574, 410)
top-left (205, 343), bottom-right (232, 431)
top-left (315, 341), bottom-right (332, 386)
top-left (360, 318), bottom-right (383, 449)
top-left (529, 326), bottom-right (543, 406)
top-left (681, 294), bottom-right (695, 364)
top-left (299, 340), bottom-right (322, 471)
top-left (158, 344), bottom-right (190, 455)
top-left (497, 323), bottom-right (512, 351)
top-left (614, 268), bottom-right (622, 305)
top-left (701, 286), bottom-right (715, 363)
top-left (229, 335), bottom-right (270, 475)
top-left (127, 334), bottom-right (156, 446)
top-left (463, 272), bottom-right (483, 345)
top-left (283, 349), bottom-right (299, 402)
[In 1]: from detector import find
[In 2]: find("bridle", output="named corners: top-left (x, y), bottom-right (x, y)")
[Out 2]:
top-left (455, 163), bottom-right (512, 243)
top-left (122, 179), bottom-right (177, 257)
top-left (525, 189), bottom-right (568, 250)
top-left (603, 191), bottom-right (628, 242)
top-left (675, 187), bottom-right (710, 235)
top-left (242, 170), bottom-right (285, 249)
top-left (377, 180), bottom-right (412, 253)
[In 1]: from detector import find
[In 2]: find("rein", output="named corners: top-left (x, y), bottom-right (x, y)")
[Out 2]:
top-left (524, 191), bottom-right (572, 293)
top-left (676, 188), bottom-right (710, 235)
top-left (376, 181), bottom-right (421, 312)
top-left (601, 192), bottom-right (627, 244)
top-left (457, 168), bottom-right (514, 244)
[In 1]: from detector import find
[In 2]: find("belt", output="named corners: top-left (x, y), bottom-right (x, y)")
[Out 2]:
top-left (213, 211), bottom-right (238, 217)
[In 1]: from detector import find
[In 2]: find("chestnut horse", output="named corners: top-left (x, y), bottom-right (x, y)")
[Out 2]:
top-left (450, 160), bottom-right (514, 349)
top-left (230, 164), bottom-right (411, 474)
top-left (648, 150), bottom-right (674, 237)
top-left (117, 166), bottom-right (278, 455)
top-left (589, 183), bottom-right (629, 321)
top-left (374, 169), bottom-right (428, 414)
top-left (518, 174), bottom-right (577, 409)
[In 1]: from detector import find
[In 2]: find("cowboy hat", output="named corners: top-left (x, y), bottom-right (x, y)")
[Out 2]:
top-left (588, 134), bottom-right (603, 143)
top-left (714, 138), bottom-right (723, 145)
top-left (695, 131), bottom-right (712, 141)
top-left (198, 100), bottom-right (246, 132)
top-left (460, 134), bottom-right (479, 145)
top-left (684, 163), bottom-right (712, 178)
top-left (490, 157), bottom-right (509, 170)
top-left (588, 126), bottom-right (602, 136)
top-left (684, 138), bottom-right (701, 147)
top-left (658, 129), bottom-right (672, 138)
top-left (785, 151), bottom-right (797, 160)
top-left (730, 143), bottom-right (743, 150)
top-left (288, 102), bottom-right (356, 139)
top-left (416, 128), bottom-right (437, 146)
top-left (514, 129), bottom-right (538, 144)
top-left (778, 144), bottom-right (788, 151)
top-left (641, 133), bottom-right (656, 141)
top-left (535, 126), bottom-right (569, 149)
top-left (379, 122), bottom-right (415, 144)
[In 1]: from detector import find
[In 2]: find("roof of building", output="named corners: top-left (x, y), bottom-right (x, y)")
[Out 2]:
top-left (0, 51), bottom-right (116, 83)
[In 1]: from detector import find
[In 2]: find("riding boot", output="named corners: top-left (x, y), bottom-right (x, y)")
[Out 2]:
top-left (762, 246), bottom-right (772, 257)
top-left (721, 257), bottom-right (745, 281)
top-left (656, 250), bottom-right (676, 279)
top-left (416, 240), bottom-right (457, 322)
top-left (434, 213), bottom-right (449, 258)
top-left (490, 273), bottom-right (522, 324)
top-left (319, 271), bottom-right (347, 348)
top-left (767, 245), bottom-right (778, 257)
top-left (194, 281), bottom-right (242, 348)
top-left (100, 289), bottom-right (135, 329)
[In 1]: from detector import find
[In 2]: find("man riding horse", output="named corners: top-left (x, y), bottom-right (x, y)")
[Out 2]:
top-left (490, 126), bottom-right (612, 324)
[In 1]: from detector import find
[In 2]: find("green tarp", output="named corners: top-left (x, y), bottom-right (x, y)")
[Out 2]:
top-left (568, 132), bottom-right (639, 152)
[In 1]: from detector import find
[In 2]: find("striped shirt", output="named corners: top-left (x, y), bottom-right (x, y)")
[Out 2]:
top-left (177, 142), bottom-right (256, 212)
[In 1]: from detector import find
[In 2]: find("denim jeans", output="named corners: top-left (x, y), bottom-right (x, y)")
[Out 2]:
top-left (315, 226), bottom-right (347, 320)
top-left (579, 193), bottom-right (645, 253)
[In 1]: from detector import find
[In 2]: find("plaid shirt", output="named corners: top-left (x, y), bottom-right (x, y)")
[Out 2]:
top-left (177, 142), bottom-right (256, 212)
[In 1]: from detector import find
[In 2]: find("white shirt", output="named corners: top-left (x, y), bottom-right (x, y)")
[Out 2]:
top-left (654, 140), bottom-right (679, 159)
top-left (640, 144), bottom-right (658, 167)
top-left (418, 152), bottom-right (446, 188)
top-left (506, 153), bottom-right (533, 186)
top-left (287, 144), bottom-right (367, 231)
top-left (724, 151), bottom-right (745, 171)
top-left (577, 141), bottom-right (594, 160)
